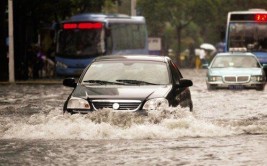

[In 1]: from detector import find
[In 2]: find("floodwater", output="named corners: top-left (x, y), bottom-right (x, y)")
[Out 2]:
top-left (0, 69), bottom-right (267, 166)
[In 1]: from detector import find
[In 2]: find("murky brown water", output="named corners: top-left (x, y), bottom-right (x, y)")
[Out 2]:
top-left (0, 69), bottom-right (267, 165)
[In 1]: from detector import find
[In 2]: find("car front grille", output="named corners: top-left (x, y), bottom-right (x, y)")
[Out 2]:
top-left (224, 76), bottom-right (249, 83)
top-left (91, 100), bottom-right (142, 111)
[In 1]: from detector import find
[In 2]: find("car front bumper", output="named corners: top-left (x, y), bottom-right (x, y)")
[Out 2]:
top-left (206, 80), bottom-right (265, 89)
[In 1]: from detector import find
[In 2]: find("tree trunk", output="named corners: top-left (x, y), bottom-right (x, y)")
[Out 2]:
top-left (176, 25), bottom-right (182, 66)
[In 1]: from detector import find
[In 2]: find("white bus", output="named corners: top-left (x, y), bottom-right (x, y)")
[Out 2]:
top-left (225, 9), bottom-right (267, 75)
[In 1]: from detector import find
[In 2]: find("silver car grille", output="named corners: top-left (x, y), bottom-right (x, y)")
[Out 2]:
top-left (91, 100), bottom-right (142, 111)
top-left (223, 76), bottom-right (250, 83)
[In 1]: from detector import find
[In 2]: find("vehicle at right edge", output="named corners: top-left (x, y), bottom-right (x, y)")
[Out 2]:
top-left (206, 52), bottom-right (266, 91)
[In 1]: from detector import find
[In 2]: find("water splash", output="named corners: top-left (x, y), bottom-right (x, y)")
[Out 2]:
top-left (0, 107), bottom-right (240, 140)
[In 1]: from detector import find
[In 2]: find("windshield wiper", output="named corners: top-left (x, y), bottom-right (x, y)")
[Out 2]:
top-left (83, 80), bottom-right (125, 85)
top-left (116, 79), bottom-right (158, 85)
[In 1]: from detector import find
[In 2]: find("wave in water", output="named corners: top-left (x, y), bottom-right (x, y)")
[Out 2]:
top-left (1, 107), bottom-right (266, 140)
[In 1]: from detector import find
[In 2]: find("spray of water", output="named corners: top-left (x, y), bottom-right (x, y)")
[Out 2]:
top-left (1, 106), bottom-right (241, 140)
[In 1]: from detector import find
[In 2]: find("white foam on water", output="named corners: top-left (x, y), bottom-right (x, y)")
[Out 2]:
top-left (1, 107), bottom-right (239, 140)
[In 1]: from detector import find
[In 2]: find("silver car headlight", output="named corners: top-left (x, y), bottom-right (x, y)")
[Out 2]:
top-left (143, 98), bottom-right (169, 111)
top-left (251, 76), bottom-right (264, 82)
top-left (67, 97), bottom-right (90, 110)
top-left (209, 76), bottom-right (222, 82)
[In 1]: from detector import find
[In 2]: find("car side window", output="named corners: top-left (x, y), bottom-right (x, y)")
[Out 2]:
top-left (169, 61), bottom-right (183, 84)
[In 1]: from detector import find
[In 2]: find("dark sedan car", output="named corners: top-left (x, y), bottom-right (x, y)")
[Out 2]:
top-left (63, 55), bottom-right (193, 114)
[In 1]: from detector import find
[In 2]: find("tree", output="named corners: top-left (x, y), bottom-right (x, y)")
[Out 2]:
top-left (138, 0), bottom-right (199, 64)
top-left (164, 1), bottom-right (195, 64)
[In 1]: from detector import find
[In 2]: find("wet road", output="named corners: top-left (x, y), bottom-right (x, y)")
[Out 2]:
top-left (0, 69), bottom-right (267, 165)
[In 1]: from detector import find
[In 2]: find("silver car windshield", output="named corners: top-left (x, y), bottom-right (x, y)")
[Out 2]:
top-left (211, 56), bottom-right (261, 68)
top-left (81, 61), bottom-right (170, 85)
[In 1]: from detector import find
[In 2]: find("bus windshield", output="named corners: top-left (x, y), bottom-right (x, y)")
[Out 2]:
top-left (229, 22), bottom-right (267, 52)
top-left (58, 29), bottom-right (104, 57)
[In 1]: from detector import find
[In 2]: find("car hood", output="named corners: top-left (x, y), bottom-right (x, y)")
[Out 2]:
top-left (208, 68), bottom-right (263, 76)
top-left (71, 85), bottom-right (172, 100)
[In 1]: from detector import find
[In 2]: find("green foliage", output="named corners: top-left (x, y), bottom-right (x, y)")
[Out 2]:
top-left (138, 0), bottom-right (167, 36)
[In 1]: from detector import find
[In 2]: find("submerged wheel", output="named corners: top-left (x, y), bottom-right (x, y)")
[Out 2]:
top-left (256, 84), bottom-right (265, 91)
top-left (207, 84), bottom-right (216, 90)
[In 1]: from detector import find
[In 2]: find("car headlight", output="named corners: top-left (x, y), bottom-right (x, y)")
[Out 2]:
top-left (143, 98), bottom-right (169, 111)
top-left (251, 76), bottom-right (264, 82)
top-left (209, 76), bottom-right (222, 82)
top-left (67, 97), bottom-right (90, 110)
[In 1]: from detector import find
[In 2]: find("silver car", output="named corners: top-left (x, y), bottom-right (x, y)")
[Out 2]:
top-left (206, 52), bottom-right (266, 90)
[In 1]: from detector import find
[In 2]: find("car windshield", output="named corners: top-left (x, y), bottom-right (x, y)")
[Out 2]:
top-left (81, 61), bottom-right (170, 85)
top-left (211, 55), bottom-right (261, 68)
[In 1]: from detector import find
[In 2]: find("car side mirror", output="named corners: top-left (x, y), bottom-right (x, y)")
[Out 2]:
top-left (63, 78), bottom-right (77, 88)
top-left (176, 79), bottom-right (193, 88)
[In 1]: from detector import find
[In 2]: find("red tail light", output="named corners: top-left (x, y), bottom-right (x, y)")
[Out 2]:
top-left (63, 23), bottom-right (77, 29)
top-left (78, 23), bottom-right (102, 29)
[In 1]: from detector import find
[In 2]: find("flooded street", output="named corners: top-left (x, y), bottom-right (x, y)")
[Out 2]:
top-left (0, 69), bottom-right (267, 165)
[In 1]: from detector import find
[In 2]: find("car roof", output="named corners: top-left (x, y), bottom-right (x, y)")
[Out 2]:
top-left (215, 52), bottom-right (256, 57)
top-left (94, 54), bottom-right (170, 63)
